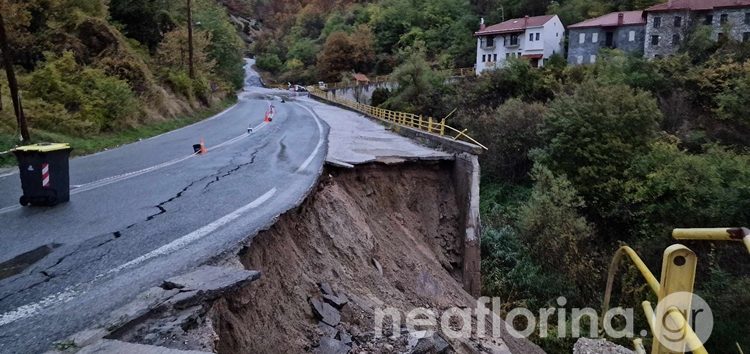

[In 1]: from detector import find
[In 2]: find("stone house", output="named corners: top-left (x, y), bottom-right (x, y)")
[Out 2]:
top-left (567, 11), bottom-right (647, 65)
top-left (474, 15), bottom-right (565, 74)
top-left (644, 0), bottom-right (750, 58)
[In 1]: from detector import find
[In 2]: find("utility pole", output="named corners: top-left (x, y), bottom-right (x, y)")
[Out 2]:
top-left (187, 0), bottom-right (195, 79)
top-left (0, 10), bottom-right (30, 142)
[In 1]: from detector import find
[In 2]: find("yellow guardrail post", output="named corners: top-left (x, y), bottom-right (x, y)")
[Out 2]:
top-left (652, 245), bottom-right (700, 354)
top-left (673, 228), bottom-right (750, 254)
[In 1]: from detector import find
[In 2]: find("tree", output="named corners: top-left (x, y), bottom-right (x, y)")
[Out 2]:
top-left (316, 31), bottom-right (354, 82)
top-left (0, 8), bottom-right (29, 141)
top-left (384, 44), bottom-right (452, 117)
top-left (517, 164), bottom-right (598, 303)
top-left (456, 98), bottom-right (546, 182)
top-left (539, 81), bottom-right (661, 220)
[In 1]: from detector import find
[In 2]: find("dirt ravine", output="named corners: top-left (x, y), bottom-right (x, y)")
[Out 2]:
top-left (207, 162), bottom-right (544, 354)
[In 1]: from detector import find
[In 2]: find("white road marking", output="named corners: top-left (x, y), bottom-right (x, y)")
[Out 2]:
top-left (0, 188), bottom-right (277, 327)
top-left (0, 169), bottom-right (18, 179)
top-left (0, 126), bottom-right (266, 215)
top-left (294, 103), bottom-right (325, 173)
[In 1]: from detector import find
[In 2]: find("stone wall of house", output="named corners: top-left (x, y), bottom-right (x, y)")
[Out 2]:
top-left (614, 25), bottom-right (647, 54)
top-left (567, 28), bottom-right (602, 64)
top-left (644, 10), bottom-right (690, 58)
top-left (568, 25), bottom-right (645, 65)
top-left (645, 8), bottom-right (750, 58)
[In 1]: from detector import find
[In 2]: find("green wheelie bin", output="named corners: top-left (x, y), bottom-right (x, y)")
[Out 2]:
top-left (12, 143), bottom-right (73, 207)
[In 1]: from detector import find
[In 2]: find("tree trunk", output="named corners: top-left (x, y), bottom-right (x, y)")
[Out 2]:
top-left (0, 82), bottom-right (3, 111)
top-left (0, 11), bottom-right (29, 142)
top-left (187, 0), bottom-right (195, 79)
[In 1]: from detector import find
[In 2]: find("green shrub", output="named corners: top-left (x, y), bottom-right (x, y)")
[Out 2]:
top-left (165, 71), bottom-right (195, 100)
top-left (256, 53), bottom-right (283, 74)
top-left (27, 52), bottom-right (138, 133)
top-left (455, 98), bottom-right (546, 182)
top-left (539, 81), bottom-right (662, 222)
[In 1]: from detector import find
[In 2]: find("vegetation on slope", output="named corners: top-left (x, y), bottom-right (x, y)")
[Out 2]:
top-left (0, 0), bottom-right (245, 163)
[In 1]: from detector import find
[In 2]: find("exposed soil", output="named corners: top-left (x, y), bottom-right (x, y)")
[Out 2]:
top-left (207, 162), bottom-right (544, 354)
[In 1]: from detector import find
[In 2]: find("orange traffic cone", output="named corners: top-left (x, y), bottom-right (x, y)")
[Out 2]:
top-left (264, 112), bottom-right (272, 123)
top-left (199, 138), bottom-right (207, 154)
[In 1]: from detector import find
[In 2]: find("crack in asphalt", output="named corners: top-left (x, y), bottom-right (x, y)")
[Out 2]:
top-left (0, 147), bottom-right (264, 304)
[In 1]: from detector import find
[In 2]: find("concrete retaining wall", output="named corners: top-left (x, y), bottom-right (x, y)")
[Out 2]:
top-left (326, 82), bottom-right (399, 105)
top-left (452, 153), bottom-right (482, 297)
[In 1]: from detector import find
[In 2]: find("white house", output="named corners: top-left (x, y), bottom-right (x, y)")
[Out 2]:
top-left (474, 15), bottom-right (565, 74)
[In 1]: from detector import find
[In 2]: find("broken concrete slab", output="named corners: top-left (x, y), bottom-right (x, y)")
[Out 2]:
top-left (411, 332), bottom-right (451, 354)
top-left (310, 297), bottom-right (341, 327)
top-left (318, 282), bottom-right (335, 296)
top-left (573, 338), bottom-right (634, 354)
top-left (313, 337), bottom-right (350, 354)
top-left (162, 266), bottom-right (261, 309)
top-left (76, 339), bottom-right (211, 354)
top-left (318, 322), bottom-right (338, 339)
top-left (337, 330), bottom-right (353, 346)
top-left (322, 294), bottom-right (348, 309)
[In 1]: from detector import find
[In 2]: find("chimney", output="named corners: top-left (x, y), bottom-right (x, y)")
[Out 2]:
top-left (524, 15), bottom-right (529, 27)
top-left (618, 12), bottom-right (624, 25)
top-left (480, 17), bottom-right (486, 31)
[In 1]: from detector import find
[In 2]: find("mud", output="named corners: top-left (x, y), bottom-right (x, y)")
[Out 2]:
top-left (207, 162), bottom-right (544, 354)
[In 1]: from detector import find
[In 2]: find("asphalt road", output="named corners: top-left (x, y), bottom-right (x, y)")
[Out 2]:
top-left (0, 60), bottom-right (328, 353)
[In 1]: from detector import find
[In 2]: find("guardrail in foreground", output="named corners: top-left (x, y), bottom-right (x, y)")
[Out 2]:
top-left (602, 227), bottom-right (749, 354)
top-left (307, 87), bottom-right (487, 150)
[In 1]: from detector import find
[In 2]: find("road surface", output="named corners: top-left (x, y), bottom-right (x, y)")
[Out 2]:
top-left (0, 59), bottom-right (328, 353)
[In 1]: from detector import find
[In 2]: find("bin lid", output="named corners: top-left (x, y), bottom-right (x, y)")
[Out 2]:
top-left (13, 143), bottom-right (71, 153)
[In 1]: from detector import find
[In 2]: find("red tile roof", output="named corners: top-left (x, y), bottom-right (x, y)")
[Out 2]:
top-left (568, 11), bottom-right (646, 28)
top-left (646, 0), bottom-right (750, 12)
top-left (475, 15), bottom-right (556, 36)
top-left (352, 73), bottom-right (370, 82)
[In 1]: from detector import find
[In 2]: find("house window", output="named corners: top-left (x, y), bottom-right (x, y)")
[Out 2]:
top-left (651, 35), bottom-right (659, 45)
top-left (674, 16), bottom-right (682, 27)
top-left (653, 16), bottom-right (661, 28)
top-left (486, 36), bottom-right (495, 47)
top-left (506, 53), bottom-right (510, 59)
top-left (529, 33), bottom-right (534, 41)
top-left (494, 54), bottom-right (498, 62)
top-left (576, 55), bottom-right (583, 64)
top-left (705, 14), bottom-right (713, 25)
top-left (592, 32), bottom-right (599, 43)
top-left (720, 14), bottom-right (728, 24)
top-left (673, 34), bottom-right (681, 45)
top-left (745, 13), bottom-right (750, 25)
top-left (590, 55), bottom-right (597, 63)
top-left (509, 34), bottom-right (519, 46)
top-left (629, 30), bottom-right (636, 42)
top-left (718, 32), bottom-right (725, 41)
top-left (536, 33), bottom-right (540, 41)
top-left (744, 32), bottom-right (750, 42)
top-left (579, 33), bottom-right (586, 44)
top-left (482, 55), bottom-right (486, 62)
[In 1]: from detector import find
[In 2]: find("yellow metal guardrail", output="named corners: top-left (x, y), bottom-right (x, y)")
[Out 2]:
top-left (307, 87), bottom-right (487, 150)
top-left (602, 227), bottom-right (750, 354)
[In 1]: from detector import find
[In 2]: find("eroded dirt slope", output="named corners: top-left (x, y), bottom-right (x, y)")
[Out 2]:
top-left (208, 162), bottom-right (543, 354)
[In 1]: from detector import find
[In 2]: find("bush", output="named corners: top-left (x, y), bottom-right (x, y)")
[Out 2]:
top-left (516, 164), bottom-right (599, 304)
top-left (539, 80), bottom-right (662, 221)
top-left (456, 98), bottom-right (546, 182)
top-left (27, 52), bottom-right (138, 133)
top-left (256, 53), bottom-right (283, 74)
top-left (370, 87), bottom-right (391, 107)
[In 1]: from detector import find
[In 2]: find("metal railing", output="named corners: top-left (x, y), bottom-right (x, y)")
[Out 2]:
top-left (603, 227), bottom-right (749, 354)
top-left (307, 87), bottom-right (487, 150)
